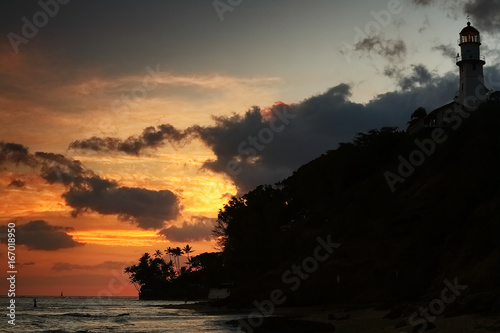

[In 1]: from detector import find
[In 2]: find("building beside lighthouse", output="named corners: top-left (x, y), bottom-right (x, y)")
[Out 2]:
top-left (407, 20), bottom-right (497, 134)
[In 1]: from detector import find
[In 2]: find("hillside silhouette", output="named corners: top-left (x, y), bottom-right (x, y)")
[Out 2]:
top-left (215, 99), bottom-right (499, 314)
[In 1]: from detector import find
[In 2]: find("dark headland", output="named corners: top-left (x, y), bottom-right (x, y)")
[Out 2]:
top-left (128, 99), bottom-right (499, 332)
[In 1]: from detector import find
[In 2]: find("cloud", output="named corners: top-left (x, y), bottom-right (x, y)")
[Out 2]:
top-left (0, 142), bottom-right (36, 167)
top-left (64, 186), bottom-right (179, 230)
top-left (35, 152), bottom-right (89, 186)
top-left (19, 261), bottom-right (35, 266)
top-left (433, 43), bottom-right (458, 58)
top-left (65, 77), bottom-right (455, 193)
top-left (69, 124), bottom-right (191, 155)
top-left (182, 72), bottom-right (468, 193)
top-left (391, 64), bottom-right (435, 91)
top-left (418, 15), bottom-right (431, 33)
top-left (63, 60), bottom-right (500, 195)
top-left (340, 34), bottom-right (408, 77)
top-left (159, 216), bottom-right (216, 242)
top-left (354, 35), bottom-right (406, 61)
top-left (464, 0), bottom-right (500, 34)
top-left (410, 0), bottom-right (500, 34)
top-left (51, 261), bottom-right (128, 272)
top-left (8, 179), bottom-right (25, 188)
top-left (412, 0), bottom-right (434, 4)
top-left (0, 220), bottom-right (83, 251)
top-left (0, 143), bottom-right (181, 229)
top-left (353, 35), bottom-right (407, 63)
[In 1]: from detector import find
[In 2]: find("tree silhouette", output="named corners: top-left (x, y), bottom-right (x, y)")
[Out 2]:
top-left (124, 252), bottom-right (176, 292)
top-left (166, 247), bottom-right (173, 264)
top-left (170, 247), bottom-right (184, 272)
top-left (407, 106), bottom-right (427, 128)
top-left (411, 106), bottom-right (427, 119)
top-left (183, 244), bottom-right (194, 260)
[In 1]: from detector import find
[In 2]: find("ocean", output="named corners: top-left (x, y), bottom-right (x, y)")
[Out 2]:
top-left (1, 297), bottom-right (245, 333)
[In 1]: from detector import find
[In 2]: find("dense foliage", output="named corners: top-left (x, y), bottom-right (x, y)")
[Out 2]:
top-left (125, 101), bottom-right (499, 311)
top-left (215, 101), bottom-right (500, 309)
top-left (124, 245), bottom-right (226, 300)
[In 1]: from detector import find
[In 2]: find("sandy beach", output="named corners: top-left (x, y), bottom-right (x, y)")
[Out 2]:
top-left (292, 306), bottom-right (500, 333)
top-left (164, 302), bottom-right (500, 332)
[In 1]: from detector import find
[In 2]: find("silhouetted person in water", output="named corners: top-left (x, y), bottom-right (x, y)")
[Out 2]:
top-left (33, 298), bottom-right (37, 308)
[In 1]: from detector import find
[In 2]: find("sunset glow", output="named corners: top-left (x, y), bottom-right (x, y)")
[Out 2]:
top-left (0, 1), bottom-right (498, 299)
top-left (67, 230), bottom-right (166, 247)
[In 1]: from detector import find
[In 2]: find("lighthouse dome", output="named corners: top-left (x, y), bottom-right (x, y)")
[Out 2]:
top-left (459, 22), bottom-right (480, 44)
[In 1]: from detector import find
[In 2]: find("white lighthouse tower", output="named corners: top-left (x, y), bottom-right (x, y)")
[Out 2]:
top-left (456, 20), bottom-right (487, 107)
top-left (407, 19), bottom-right (497, 135)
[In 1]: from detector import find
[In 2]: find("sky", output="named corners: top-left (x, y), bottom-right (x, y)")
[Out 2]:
top-left (0, 0), bottom-right (499, 296)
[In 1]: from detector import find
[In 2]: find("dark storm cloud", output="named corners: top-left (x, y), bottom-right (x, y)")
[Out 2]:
top-left (35, 152), bottom-right (89, 186)
top-left (159, 217), bottom-right (216, 242)
top-left (68, 68), bottom-right (469, 194)
top-left (0, 142), bottom-right (35, 167)
top-left (64, 186), bottom-right (179, 230)
top-left (189, 70), bottom-right (478, 193)
top-left (432, 43), bottom-right (457, 58)
top-left (69, 124), bottom-right (190, 155)
top-left (51, 261), bottom-right (128, 272)
top-left (411, 0), bottom-right (500, 34)
top-left (0, 144), bottom-right (180, 229)
top-left (8, 179), bottom-right (25, 188)
top-left (0, 220), bottom-right (82, 251)
top-left (398, 65), bottom-right (435, 90)
top-left (464, 0), bottom-right (500, 34)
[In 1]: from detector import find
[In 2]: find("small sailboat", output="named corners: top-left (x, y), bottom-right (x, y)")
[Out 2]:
top-left (60, 291), bottom-right (63, 297)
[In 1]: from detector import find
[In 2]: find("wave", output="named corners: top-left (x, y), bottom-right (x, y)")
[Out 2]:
top-left (62, 313), bottom-right (96, 318)
top-left (61, 312), bottom-right (129, 318)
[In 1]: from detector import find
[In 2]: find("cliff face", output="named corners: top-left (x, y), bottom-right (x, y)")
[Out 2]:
top-left (219, 100), bottom-right (499, 311)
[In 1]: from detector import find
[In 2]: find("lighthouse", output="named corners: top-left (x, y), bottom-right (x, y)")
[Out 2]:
top-left (456, 20), bottom-right (487, 107)
top-left (407, 18), bottom-right (497, 135)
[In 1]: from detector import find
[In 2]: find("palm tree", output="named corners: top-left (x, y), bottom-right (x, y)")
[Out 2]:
top-left (124, 252), bottom-right (177, 293)
top-left (182, 245), bottom-right (194, 261)
top-left (172, 247), bottom-right (184, 272)
top-left (154, 249), bottom-right (162, 259)
top-left (165, 247), bottom-right (173, 264)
